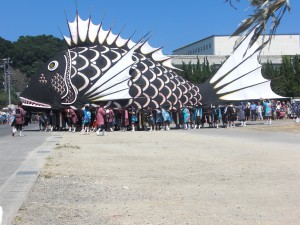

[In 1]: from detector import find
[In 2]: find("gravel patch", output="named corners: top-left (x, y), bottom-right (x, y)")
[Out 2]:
top-left (12, 119), bottom-right (300, 225)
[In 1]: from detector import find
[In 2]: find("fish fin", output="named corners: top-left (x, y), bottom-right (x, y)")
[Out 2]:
top-left (200, 29), bottom-right (284, 106)
top-left (85, 44), bottom-right (138, 101)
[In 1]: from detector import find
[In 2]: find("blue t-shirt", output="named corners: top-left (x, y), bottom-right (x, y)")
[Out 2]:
top-left (82, 109), bottom-right (91, 124)
top-left (263, 102), bottom-right (271, 116)
top-left (183, 108), bottom-right (190, 123)
top-left (162, 109), bottom-right (171, 122)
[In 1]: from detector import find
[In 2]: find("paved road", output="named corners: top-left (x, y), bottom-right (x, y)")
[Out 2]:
top-left (0, 123), bottom-right (61, 225)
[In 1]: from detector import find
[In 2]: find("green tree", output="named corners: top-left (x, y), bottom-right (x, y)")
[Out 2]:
top-left (0, 37), bottom-right (14, 59)
top-left (292, 55), bottom-right (300, 94)
top-left (11, 35), bottom-right (67, 77)
top-left (0, 90), bottom-right (18, 107)
top-left (262, 55), bottom-right (300, 97)
top-left (178, 57), bottom-right (216, 84)
top-left (279, 56), bottom-right (294, 96)
top-left (262, 59), bottom-right (280, 93)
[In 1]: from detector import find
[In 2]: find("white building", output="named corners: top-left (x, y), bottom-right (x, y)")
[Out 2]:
top-left (173, 34), bottom-right (300, 56)
top-left (171, 34), bottom-right (300, 65)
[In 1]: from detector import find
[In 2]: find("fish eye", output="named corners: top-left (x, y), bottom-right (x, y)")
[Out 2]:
top-left (48, 61), bottom-right (59, 71)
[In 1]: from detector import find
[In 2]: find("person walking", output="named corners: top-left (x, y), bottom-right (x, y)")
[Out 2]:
top-left (106, 107), bottom-right (115, 132)
top-left (162, 108), bottom-right (171, 131)
top-left (236, 103), bottom-right (246, 127)
top-left (121, 108), bottom-right (129, 131)
top-left (275, 101), bottom-right (282, 120)
top-left (10, 107), bottom-right (17, 135)
top-left (291, 99), bottom-right (300, 123)
top-left (222, 104), bottom-right (229, 128)
top-left (250, 101), bottom-right (257, 121)
top-left (145, 107), bottom-right (155, 131)
top-left (80, 105), bottom-right (92, 134)
top-left (182, 106), bottom-right (190, 129)
top-left (66, 107), bottom-right (78, 132)
top-left (194, 105), bottom-right (202, 129)
top-left (96, 105), bottom-right (107, 136)
top-left (155, 108), bottom-right (163, 131)
top-left (42, 111), bottom-right (51, 131)
top-left (130, 106), bottom-right (138, 131)
top-left (256, 101), bottom-right (264, 120)
top-left (66, 108), bottom-right (73, 132)
top-left (226, 103), bottom-right (236, 128)
top-left (13, 102), bottom-right (26, 137)
top-left (48, 110), bottom-right (57, 132)
top-left (244, 102), bottom-right (251, 121)
top-left (212, 105), bottom-right (222, 128)
top-left (262, 99), bottom-right (272, 125)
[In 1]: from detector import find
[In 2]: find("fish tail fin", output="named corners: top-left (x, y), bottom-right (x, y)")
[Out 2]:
top-left (199, 29), bottom-right (284, 107)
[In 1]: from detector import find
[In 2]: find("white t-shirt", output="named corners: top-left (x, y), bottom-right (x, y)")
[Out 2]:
top-left (256, 105), bottom-right (263, 113)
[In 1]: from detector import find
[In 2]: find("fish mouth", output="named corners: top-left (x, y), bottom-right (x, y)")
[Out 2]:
top-left (20, 97), bottom-right (51, 109)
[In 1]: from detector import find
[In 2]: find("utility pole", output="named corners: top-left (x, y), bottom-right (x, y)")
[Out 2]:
top-left (3, 58), bottom-right (12, 105)
top-left (2, 59), bottom-right (7, 93)
top-left (7, 60), bottom-right (12, 105)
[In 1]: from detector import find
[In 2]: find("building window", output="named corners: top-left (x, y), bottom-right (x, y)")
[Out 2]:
top-left (209, 43), bottom-right (211, 48)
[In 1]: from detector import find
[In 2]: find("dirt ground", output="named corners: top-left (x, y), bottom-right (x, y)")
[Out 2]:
top-left (12, 120), bottom-right (300, 225)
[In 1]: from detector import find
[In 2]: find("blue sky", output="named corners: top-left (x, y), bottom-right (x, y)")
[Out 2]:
top-left (0, 0), bottom-right (299, 54)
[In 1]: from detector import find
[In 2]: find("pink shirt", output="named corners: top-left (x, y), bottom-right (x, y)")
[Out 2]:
top-left (70, 109), bottom-right (78, 124)
top-left (14, 107), bottom-right (26, 125)
top-left (96, 107), bottom-right (106, 126)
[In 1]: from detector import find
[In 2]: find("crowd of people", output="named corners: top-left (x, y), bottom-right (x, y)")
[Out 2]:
top-left (3, 98), bottom-right (300, 137)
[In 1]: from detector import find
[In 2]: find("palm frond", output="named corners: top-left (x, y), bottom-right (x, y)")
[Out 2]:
top-left (226, 0), bottom-right (291, 49)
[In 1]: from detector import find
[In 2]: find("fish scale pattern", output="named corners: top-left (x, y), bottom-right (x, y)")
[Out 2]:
top-left (51, 73), bottom-right (66, 95)
top-left (129, 51), bottom-right (202, 110)
top-left (65, 44), bottom-right (202, 109)
top-left (69, 46), bottom-right (127, 88)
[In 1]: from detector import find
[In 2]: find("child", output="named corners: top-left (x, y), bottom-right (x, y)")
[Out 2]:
top-left (81, 105), bottom-right (91, 134)
top-left (130, 107), bottom-right (138, 131)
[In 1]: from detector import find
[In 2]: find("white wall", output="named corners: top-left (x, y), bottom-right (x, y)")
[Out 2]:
top-left (173, 34), bottom-right (300, 56)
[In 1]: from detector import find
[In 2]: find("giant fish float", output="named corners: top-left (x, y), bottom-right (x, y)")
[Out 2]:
top-left (20, 12), bottom-right (283, 110)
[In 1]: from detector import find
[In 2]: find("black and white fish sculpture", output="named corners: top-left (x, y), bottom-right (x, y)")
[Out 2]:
top-left (20, 13), bottom-right (283, 110)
